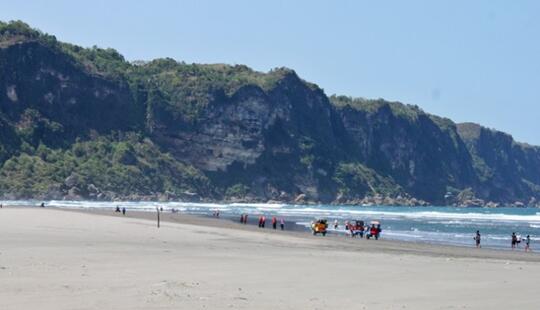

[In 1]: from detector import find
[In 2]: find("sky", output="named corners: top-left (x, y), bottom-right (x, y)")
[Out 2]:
top-left (1, 0), bottom-right (539, 144)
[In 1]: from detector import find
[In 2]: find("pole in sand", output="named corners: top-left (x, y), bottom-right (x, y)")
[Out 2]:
top-left (156, 207), bottom-right (160, 228)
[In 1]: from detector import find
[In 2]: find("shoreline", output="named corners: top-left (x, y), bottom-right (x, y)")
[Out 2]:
top-left (43, 205), bottom-right (540, 262)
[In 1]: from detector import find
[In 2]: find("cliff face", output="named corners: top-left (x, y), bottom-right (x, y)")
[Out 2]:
top-left (335, 100), bottom-right (477, 203)
top-left (150, 72), bottom-right (353, 202)
top-left (0, 21), bottom-right (539, 206)
top-left (0, 40), bottom-right (144, 144)
top-left (457, 123), bottom-right (540, 204)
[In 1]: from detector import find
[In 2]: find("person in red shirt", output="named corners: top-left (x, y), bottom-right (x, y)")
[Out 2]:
top-left (370, 225), bottom-right (378, 239)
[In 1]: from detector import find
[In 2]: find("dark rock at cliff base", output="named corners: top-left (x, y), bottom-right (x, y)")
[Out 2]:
top-left (64, 173), bottom-right (80, 188)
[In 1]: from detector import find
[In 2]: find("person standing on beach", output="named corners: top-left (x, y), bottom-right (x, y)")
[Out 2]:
top-left (280, 218), bottom-right (285, 230)
top-left (272, 217), bottom-right (277, 230)
top-left (261, 216), bottom-right (266, 228)
top-left (525, 235), bottom-right (531, 252)
top-left (258, 216), bottom-right (263, 228)
top-left (369, 224), bottom-right (378, 240)
top-left (334, 220), bottom-right (338, 230)
top-left (244, 214), bottom-right (248, 224)
top-left (474, 230), bottom-right (481, 248)
top-left (122, 207), bottom-right (126, 216)
top-left (115, 206), bottom-right (121, 213)
top-left (375, 224), bottom-right (382, 240)
top-left (240, 214), bottom-right (245, 224)
top-left (511, 232), bottom-right (518, 249)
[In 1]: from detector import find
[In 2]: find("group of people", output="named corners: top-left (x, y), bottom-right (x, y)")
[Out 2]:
top-left (239, 214), bottom-right (285, 230)
top-left (474, 230), bottom-right (532, 251)
top-left (115, 206), bottom-right (126, 215)
top-left (511, 232), bottom-right (532, 251)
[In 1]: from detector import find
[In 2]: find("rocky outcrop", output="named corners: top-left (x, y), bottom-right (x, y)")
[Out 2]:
top-left (152, 85), bottom-right (284, 172)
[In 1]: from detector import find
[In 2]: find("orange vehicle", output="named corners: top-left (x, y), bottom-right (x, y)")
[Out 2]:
top-left (311, 219), bottom-right (328, 236)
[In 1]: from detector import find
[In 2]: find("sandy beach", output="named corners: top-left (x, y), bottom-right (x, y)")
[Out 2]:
top-left (1, 207), bottom-right (540, 309)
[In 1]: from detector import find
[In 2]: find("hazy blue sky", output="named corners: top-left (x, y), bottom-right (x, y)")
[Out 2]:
top-left (2, 1), bottom-right (539, 144)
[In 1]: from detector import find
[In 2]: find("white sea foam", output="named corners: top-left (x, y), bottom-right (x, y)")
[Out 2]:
top-left (230, 203), bottom-right (286, 209)
top-left (256, 207), bottom-right (540, 223)
top-left (278, 209), bottom-right (540, 223)
top-left (383, 231), bottom-right (422, 239)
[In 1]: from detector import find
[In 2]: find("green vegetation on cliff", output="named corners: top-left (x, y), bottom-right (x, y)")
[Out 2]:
top-left (334, 162), bottom-right (402, 197)
top-left (0, 134), bottom-right (211, 199)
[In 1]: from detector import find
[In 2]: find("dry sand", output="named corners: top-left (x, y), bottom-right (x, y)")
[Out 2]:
top-left (1, 207), bottom-right (539, 309)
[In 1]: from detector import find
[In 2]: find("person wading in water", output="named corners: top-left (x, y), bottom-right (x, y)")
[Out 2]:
top-left (511, 232), bottom-right (518, 249)
top-left (525, 235), bottom-right (531, 252)
top-left (474, 230), bottom-right (481, 248)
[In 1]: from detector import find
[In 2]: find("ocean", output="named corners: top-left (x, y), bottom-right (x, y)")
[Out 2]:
top-left (5, 200), bottom-right (539, 250)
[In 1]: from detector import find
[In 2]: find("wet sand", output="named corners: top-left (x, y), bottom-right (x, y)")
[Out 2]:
top-left (63, 206), bottom-right (540, 262)
top-left (1, 207), bottom-right (539, 309)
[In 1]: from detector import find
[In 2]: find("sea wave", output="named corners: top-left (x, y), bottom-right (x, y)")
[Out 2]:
top-left (5, 200), bottom-right (540, 224)
top-left (255, 207), bottom-right (540, 223)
